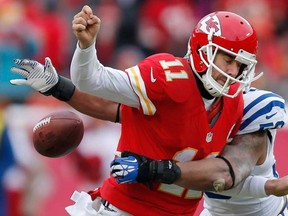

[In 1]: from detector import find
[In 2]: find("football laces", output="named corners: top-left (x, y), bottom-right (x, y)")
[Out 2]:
top-left (33, 117), bottom-right (51, 132)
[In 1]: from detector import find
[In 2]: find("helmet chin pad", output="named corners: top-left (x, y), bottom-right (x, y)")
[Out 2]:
top-left (202, 74), bottom-right (228, 97)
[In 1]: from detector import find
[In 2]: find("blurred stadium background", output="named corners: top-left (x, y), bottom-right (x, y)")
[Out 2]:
top-left (0, 0), bottom-right (287, 215)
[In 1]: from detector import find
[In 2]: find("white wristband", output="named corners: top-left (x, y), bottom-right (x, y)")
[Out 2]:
top-left (241, 175), bottom-right (268, 197)
top-left (217, 175), bottom-right (268, 198)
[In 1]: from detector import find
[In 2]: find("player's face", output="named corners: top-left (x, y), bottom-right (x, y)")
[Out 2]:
top-left (212, 51), bottom-right (241, 86)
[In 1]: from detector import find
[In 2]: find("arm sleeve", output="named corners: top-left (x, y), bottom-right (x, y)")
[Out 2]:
top-left (70, 42), bottom-right (139, 108)
top-left (215, 175), bottom-right (268, 198)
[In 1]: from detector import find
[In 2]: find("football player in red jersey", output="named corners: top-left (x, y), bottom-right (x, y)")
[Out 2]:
top-left (10, 5), bottom-right (269, 216)
top-left (10, 63), bottom-right (288, 216)
top-left (68, 6), bottom-right (258, 216)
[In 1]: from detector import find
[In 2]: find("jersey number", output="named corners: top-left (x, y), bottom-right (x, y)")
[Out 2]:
top-left (157, 148), bottom-right (218, 199)
top-left (160, 60), bottom-right (189, 81)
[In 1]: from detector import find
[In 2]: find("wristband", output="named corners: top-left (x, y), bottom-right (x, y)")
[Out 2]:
top-left (149, 160), bottom-right (181, 184)
top-left (42, 76), bottom-right (75, 101)
top-left (216, 155), bottom-right (235, 189)
top-left (115, 104), bottom-right (121, 123)
top-left (241, 176), bottom-right (268, 197)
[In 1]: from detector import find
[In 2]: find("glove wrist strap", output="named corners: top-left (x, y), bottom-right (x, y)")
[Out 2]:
top-left (149, 160), bottom-right (181, 184)
top-left (42, 76), bottom-right (75, 101)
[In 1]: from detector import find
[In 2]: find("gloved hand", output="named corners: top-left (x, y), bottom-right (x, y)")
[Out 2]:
top-left (10, 57), bottom-right (75, 101)
top-left (10, 57), bottom-right (59, 93)
top-left (110, 152), bottom-right (152, 184)
top-left (110, 151), bottom-right (181, 184)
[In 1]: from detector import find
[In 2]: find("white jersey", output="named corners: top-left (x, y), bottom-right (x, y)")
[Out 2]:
top-left (202, 87), bottom-right (288, 216)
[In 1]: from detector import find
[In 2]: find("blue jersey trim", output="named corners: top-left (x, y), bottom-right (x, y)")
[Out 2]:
top-left (240, 100), bottom-right (285, 131)
top-left (243, 92), bottom-right (282, 116)
top-left (205, 192), bottom-right (231, 199)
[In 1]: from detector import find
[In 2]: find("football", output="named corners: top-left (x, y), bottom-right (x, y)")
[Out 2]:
top-left (32, 110), bottom-right (84, 158)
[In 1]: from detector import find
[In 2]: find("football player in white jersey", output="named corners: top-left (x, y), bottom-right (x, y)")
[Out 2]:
top-left (200, 87), bottom-right (288, 216)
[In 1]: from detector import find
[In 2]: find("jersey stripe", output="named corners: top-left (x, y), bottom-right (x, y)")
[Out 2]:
top-left (125, 66), bottom-right (156, 115)
top-left (240, 100), bottom-right (285, 130)
top-left (243, 92), bottom-right (283, 116)
top-left (239, 88), bottom-right (287, 132)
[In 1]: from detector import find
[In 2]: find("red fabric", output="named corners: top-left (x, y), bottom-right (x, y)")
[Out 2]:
top-left (207, 97), bottom-right (223, 124)
top-left (88, 188), bottom-right (101, 201)
top-left (5, 189), bottom-right (22, 216)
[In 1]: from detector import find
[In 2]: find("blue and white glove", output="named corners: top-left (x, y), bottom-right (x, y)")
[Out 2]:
top-left (10, 57), bottom-right (75, 101)
top-left (110, 155), bottom-right (147, 184)
top-left (110, 151), bottom-right (181, 184)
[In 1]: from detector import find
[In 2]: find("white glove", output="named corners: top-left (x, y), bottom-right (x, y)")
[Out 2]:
top-left (10, 57), bottom-right (59, 93)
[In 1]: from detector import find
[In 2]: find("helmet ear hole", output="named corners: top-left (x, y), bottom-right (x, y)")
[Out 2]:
top-left (238, 64), bottom-right (247, 76)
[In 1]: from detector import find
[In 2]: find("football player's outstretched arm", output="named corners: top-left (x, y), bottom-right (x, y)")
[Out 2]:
top-left (10, 58), bottom-right (119, 122)
top-left (111, 131), bottom-right (288, 197)
top-left (175, 130), bottom-right (266, 192)
top-left (265, 176), bottom-right (288, 196)
top-left (68, 88), bottom-right (119, 122)
top-left (111, 131), bottom-right (269, 193)
top-left (208, 171), bottom-right (288, 198)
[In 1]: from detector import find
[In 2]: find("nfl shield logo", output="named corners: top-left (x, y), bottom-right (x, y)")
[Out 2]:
top-left (206, 132), bottom-right (213, 143)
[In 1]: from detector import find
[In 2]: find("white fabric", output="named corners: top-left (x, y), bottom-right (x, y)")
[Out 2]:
top-left (65, 191), bottom-right (132, 216)
top-left (70, 43), bottom-right (222, 114)
top-left (201, 196), bottom-right (288, 216)
top-left (70, 43), bottom-right (139, 108)
top-left (65, 191), bottom-right (98, 216)
top-left (216, 175), bottom-right (267, 198)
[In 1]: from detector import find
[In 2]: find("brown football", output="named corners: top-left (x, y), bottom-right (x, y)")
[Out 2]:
top-left (32, 110), bottom-right (84, 158)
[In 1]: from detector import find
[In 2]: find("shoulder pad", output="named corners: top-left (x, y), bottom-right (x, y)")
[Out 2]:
top-left (126, 54), bottom-right (194, 109)
top-left (238, 88), bottom-right (287, 134)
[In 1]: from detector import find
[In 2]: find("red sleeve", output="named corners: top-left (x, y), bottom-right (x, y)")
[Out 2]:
top-left (125, 53), bottom-right (194, 115)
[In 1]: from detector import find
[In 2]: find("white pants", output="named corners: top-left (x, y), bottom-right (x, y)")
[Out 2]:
top-left (200, 196), bottom-right (288, 216)
top-left (201, 208), bottom-right (288, 216)
top-left (65, 191), bottom-right (132, 216)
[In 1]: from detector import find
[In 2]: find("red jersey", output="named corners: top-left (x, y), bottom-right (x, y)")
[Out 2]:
top-left (100, 53), bottom-right (243, 215)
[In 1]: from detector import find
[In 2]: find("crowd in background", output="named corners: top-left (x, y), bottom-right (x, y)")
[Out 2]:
top-left (0, 0), bottom-right (288, 215)
top-left (1, 0), bottom-right (288, 102)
